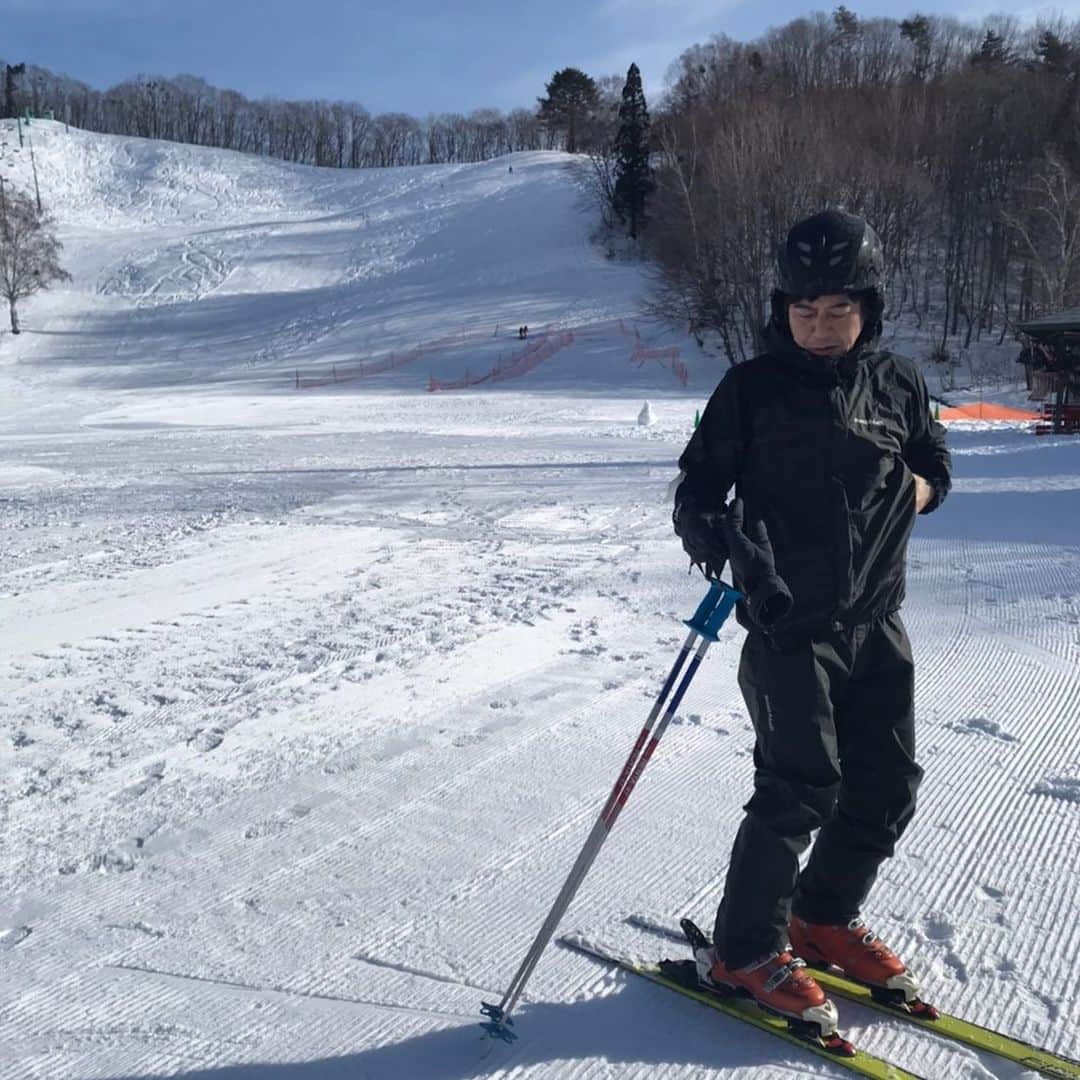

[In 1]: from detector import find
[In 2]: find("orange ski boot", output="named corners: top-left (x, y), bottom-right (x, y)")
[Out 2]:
top-left (789, 915), bottom-right (938, 1018)
top-left (698, 947), bottom-right (841, 1038)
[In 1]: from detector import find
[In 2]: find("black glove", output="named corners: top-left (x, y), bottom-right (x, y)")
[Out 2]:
top-left (673, 505), bottom-right (727, 581)
top-left (720, 497), bottom-right (793, 628)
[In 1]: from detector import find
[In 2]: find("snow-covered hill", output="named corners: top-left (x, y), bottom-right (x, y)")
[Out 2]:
top-left (1, 123), bottom-right (1079, 1080)
top-left (0, 119), bottom-right (707, 414)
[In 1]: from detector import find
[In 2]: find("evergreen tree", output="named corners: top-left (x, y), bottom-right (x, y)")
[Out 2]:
top-left (4, 63), bottom-right (25, 120)
top-left (832, 5), bottom-right (860, 57)
top-left (1036, 30), bottom-right (1072, 76)
top-left (612, 63), bottom-right (653, 240)
top-left (537, 68), bottom-right (598, 154)
top-left (833, 5), bottom-right (859, 37)
top-left (899, 15), bottom-right (932, 82)
top-left (970, 30), bottom-right (1013, 68)
top-left (832, 6), bottom-right (861, 86)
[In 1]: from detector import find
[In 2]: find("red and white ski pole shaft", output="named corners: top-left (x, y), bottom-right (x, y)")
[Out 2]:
top-left (482, 580), bottom-right (741, 1039)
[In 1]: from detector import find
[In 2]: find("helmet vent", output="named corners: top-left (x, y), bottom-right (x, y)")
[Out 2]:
top-left (776, 210), bottom-right (885, 307)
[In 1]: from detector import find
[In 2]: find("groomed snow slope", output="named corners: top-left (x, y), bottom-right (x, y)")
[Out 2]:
top-left (0, 119), bottom-right (700, 405)
top-left (1, 122), bottom-right (1079, 1080)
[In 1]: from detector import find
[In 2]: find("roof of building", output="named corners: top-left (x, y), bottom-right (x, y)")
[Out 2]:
top-left (1017, 307), bottom-right (1080, 336)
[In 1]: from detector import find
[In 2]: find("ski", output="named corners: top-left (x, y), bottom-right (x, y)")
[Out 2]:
top-left (561, 933), bottom-right (926, 1080)
top-left (626, 912), bottom-right (1080, 1080)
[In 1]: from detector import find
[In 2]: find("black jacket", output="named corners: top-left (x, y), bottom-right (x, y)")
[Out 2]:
top-left (674, 325), bottom-right (952, 641)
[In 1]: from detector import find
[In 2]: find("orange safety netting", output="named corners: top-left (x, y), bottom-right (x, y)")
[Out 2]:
top-left (938, 403), bottom-right (1041, 421)
top-left (428, 331), bottom-right (576, 392)
top-left (630, 342), bottom-right (689, 386)
top-left (295, 329), bottom-right (475, 389)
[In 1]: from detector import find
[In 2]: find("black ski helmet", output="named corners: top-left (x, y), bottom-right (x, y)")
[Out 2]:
top-left (775, 209), bottom-right (884, 299)
top-left (770, 209), bottom-right (886, 342)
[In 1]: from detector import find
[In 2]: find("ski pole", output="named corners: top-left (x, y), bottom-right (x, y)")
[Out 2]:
top-left (481, 580), bottom-right (741, 1040)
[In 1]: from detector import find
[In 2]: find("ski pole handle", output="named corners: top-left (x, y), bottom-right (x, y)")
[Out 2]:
top-left (685, 579), bottom-right (740, 640)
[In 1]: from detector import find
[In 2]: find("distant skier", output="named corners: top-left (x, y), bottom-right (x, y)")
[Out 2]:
top-left (672, 209), bottom-right (952, 1037)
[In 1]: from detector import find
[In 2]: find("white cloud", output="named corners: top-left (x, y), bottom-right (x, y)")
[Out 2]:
top-left (584, 0), bottom-right (743, 94)
top-left (953, 1), bottom-right (1080, 20)
top-left (581, 30), bottom-right (716, 97)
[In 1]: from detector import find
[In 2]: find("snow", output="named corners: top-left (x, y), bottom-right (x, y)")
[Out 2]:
top-left (1, 119), bottom-right (1079, 1079)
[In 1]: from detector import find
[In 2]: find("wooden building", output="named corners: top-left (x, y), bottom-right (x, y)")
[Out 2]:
top-left (1016, 307), bottom-right (1080, 434)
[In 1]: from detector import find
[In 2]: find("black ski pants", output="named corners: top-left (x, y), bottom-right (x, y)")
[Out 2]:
top-left (714, 611), bottom-right (923, 969)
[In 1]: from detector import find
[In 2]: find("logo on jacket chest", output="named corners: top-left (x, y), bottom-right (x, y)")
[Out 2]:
top-left (847, 402), bottom-right (905, 454)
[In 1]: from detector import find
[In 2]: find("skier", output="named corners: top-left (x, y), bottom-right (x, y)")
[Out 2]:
top-left (672, 209), bottom-right (952, 1035)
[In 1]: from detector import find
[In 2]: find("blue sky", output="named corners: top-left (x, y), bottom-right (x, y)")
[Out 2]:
top-left (1, 0), bottom-right (1074, 116)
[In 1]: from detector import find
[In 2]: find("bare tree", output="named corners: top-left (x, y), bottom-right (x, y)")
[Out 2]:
top-left (371, 113), bottom-right (421, 167)
top-left (507, 108), bottom-right (543, 151)
top-left (467, 108), bottom-right (508, 161)
top-left (645, 10), bottom-right (1080, 363)
top-left (582, 144), bottom-right (620, 233)
top-left (349, 106), bottom-right (373, 167)
top-left (0, 187), bottom-right (70, 335)
top-left (0, 57), bottom-right (582, 170)
top-left (1000, 149), bottom-right (1080, 312)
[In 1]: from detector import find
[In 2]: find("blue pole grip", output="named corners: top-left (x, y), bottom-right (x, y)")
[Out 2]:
top-left (684, 580), bottom-right (742, 642)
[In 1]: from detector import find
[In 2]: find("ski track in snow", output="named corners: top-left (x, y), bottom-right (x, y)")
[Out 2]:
top-left (1, 120), bottom-right (1079, 1080)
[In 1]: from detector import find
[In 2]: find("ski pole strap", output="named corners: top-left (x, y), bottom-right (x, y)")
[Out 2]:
top-left (684, 580), bottom-right (741, 641)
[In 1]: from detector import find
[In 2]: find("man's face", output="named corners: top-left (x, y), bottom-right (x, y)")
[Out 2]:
top-left (787, 293), bottom-right (864, 357)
